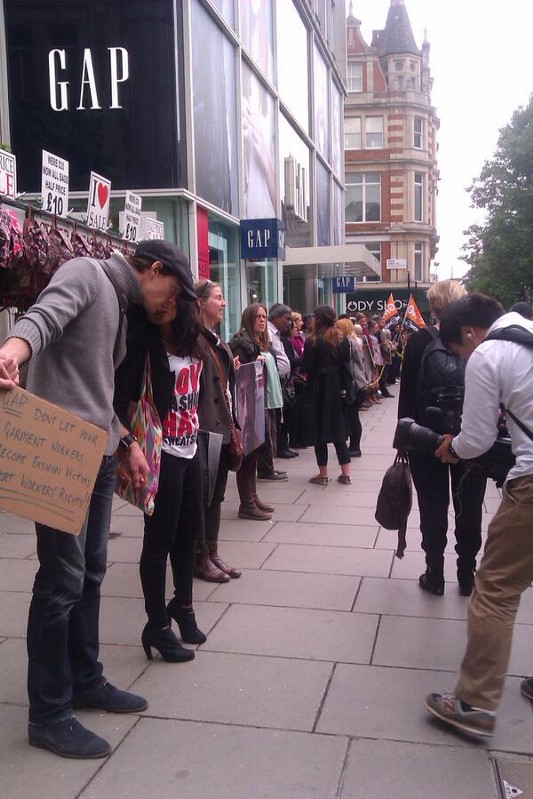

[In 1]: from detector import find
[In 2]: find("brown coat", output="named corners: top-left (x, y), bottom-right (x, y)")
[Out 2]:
top-left (198, 328), bottom-right (236, 444)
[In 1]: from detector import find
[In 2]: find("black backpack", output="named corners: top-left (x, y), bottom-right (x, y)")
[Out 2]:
top-left (415, 326), bottom-right (465, 431)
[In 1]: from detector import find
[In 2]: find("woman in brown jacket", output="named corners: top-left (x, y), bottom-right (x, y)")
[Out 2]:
top-left (195, 279), bottom-right (242, 582)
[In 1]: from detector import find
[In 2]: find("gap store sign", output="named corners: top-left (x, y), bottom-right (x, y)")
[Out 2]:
top-left (241, 218), bottom-right (285, 261)
top-left (4, 0), bottom-right (185, 192)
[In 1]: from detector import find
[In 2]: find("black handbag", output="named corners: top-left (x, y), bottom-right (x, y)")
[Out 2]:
top-left (375, 452), bottom-right (413, 559)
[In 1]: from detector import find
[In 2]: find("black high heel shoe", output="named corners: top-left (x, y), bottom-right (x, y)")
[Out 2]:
top-left (141, 623), bottom-right (195, 662)
top-left (167, 599), bottom-right (207, 645)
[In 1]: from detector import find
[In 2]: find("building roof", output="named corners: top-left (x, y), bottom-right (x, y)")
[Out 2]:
top-left (375, 0), bottom-right (419, 57)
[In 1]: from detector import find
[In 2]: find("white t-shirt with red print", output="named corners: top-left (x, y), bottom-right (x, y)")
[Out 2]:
top-left (161, 354), bottom-right (203, 459)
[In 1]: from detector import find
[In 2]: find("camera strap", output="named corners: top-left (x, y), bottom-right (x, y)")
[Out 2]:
top-left (485, 325), bottom-right (533, 443)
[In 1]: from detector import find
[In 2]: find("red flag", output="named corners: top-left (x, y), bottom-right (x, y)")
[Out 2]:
top-left (403, 294), bottom-right (426, 332)
top-left (383, 293), bottom-right (401, 330)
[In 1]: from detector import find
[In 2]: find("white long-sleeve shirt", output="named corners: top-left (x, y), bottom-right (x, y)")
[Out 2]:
top-left (453, 312), bottom-right (533, 483)
top-left (267, 321), bottom-right (290, 380)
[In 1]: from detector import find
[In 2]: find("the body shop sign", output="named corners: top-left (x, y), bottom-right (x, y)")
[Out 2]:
top-left (0, 148), bottom-right (17, 199)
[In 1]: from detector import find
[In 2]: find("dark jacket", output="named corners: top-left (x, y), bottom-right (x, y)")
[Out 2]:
top-left (197, 328), bottom-right (237, 445)
top-left (397, 327), bottom-right (434, 423)
top-left (228, 329), bottom-right (262, 365)
top-left (114, 306), bottom-right (177, 429)
top-left (301, 335), bottom-right (350, 444)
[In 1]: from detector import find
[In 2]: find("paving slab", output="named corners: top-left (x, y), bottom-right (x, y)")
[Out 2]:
top-left (0, 703), bottom-right (138, 799)
top-left (79, 718), bottom-right (348, 799)
top-left (0, 532), bottom-right (36, 558)
top-left (373, 615), bottom-right (467, 672)
top-left (340, 738), bottom-right (498, 799)
top-left (0, 558), bottom-right (37, 591)
top-left (0, 590), bottom-right (31, 638)
top-left (0, 512), bottom-right (35, 534)
top-left (298, 503), bottom-right (390, 527)
top-left (205, 568), bottom-right (360, 611)
top-left (131, 650), bottom-right (333, 731)
top-left (262, 542), bottom-right (393, 577)
top-left (355, 576), bottom-right (470, 621)
top-left (203, 603), bottom-right (379, 663)
top-left (317, 664), bottom-right (533, 753)
top-left (263, 520), bottom-right (378, 548)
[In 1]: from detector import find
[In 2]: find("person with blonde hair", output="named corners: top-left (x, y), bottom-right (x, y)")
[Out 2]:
top-left (398, 280), bottom-right (487, 597)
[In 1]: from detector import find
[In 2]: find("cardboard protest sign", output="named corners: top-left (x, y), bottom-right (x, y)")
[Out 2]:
top-left (0, 387), bottom-right (107, 534)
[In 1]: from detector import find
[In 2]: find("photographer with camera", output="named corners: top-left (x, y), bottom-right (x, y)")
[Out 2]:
top-left (425, 293), bottom-right (533, 738)
top-left (398, 280), bottom-right (487, 597)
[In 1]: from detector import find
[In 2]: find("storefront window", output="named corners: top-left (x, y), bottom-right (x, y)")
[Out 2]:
top-left (316, 159), bottom-right (330, 246)
top-left (207, 216), bottom-right (240, 340)
top-left (240, 0), bottom-right (273, 80)
top-left (192, 0), bottom-right (238, 216)
top-left (245, 259), bottom-right (278, 316)
top-left (276, 1), bottom-right (309, 134)
top-left (314, 45), bottom-right (330, 164)
top-left (242, 63), bottom-right (277, 219)
top-left (279, 114), bottom-right (311, 247)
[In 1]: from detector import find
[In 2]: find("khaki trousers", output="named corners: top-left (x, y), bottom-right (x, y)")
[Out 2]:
top-left (456, 475), bottom-right (533, 711)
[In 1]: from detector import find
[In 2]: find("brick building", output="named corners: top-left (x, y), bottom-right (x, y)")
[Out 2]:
top-left (344, 0), bottom-right (439, 313)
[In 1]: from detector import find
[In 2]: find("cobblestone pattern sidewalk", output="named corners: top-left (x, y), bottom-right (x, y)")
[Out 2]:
top-left (1, 396), bottom-right (532, 798)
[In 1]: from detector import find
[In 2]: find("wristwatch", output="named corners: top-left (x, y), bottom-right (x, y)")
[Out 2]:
top-left (119, 432), bottom-right (137, 452)
top-left (447, 439), bottom-right (459, 459)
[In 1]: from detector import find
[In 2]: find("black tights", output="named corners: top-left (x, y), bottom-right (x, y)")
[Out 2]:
top-left (314, 441), bottom-right (351, 467)
top-left (141, 451), bottom-right (203, 628)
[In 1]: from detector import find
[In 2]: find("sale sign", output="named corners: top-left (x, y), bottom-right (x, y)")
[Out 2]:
top-left (87, 171), bottom-right (111, 230)
top-left (122, 191), bottom-right (142, 242)
top-left (41, 150), bottom-right (69, 217)
top-left (0, 148), bottom-right (17, 199)
top-left (144, 217), bottom-right (164, 240)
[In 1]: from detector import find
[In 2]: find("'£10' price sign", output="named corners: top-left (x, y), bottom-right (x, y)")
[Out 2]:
top-left (41, 150), bottom-right (69, 218)
top-left (122, 191), bottom-right (142, 243)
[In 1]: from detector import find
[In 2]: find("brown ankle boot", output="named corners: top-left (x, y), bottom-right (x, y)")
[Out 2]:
top-left (207, 541), bottom-right (242, 579)
top-left (194, 549), bottom-right (229, 583)
top-left (253, 494), bottom-right (275, 513)
top-left (238, 501), bottom-right (272, 521)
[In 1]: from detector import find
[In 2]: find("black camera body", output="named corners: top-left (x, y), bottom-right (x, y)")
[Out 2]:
top-left (394, 417), bottom-right (515, 488)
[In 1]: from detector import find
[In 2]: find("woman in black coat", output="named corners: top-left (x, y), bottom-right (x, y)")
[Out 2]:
top-left (301, 305), bottom-right (352, 485)
top-left (114, 299), bottom-right (206, 663)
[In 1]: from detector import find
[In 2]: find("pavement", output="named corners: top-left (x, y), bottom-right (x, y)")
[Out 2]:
top-left (1, 392), bottom-right (533, 799)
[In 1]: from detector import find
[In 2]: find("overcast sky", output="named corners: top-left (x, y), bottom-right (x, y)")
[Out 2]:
top-left (350, 0), bottom-right (533, 278)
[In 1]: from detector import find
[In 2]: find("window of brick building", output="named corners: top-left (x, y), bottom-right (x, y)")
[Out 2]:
top-left (347, 62), bottom-right (363, 92)
top-left (346, 173), bottom-right (381, 222)
top-left (414, 117), bottom-right (424, 149)
top-left (344, 117), bottom-right (361, 149)
top-left (414, 172), bottom-right (424, 221)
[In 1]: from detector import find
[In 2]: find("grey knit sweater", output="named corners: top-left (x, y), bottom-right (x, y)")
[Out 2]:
top-left (8, 252), bottom-right (142, 455)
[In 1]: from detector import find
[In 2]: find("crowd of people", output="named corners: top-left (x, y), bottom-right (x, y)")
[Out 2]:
top-left (0, 238), bottom-right (532, 756)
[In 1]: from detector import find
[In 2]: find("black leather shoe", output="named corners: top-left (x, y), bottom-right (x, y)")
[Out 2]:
top-left (28, 716), bottom-right (111, 759)
top-left (167, 599), bottom-right (207, 644)
top-left (141, 623), bottom-right (195, 663)
top-left (418, 571), bottom-right (444, 596)
top-left (349, 448), bottom-right (362, 457)
top-left (277, 449), bottom-right (299, 458)
top-left (73, 681), bottom-right (148, 713)
top-left (257, 470), bottom-right (288, 481)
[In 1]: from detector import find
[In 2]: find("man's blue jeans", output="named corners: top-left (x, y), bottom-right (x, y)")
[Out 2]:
top-left (27, 456), bottom-right (115, 724)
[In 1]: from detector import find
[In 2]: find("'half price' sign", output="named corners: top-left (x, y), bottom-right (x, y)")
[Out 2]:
top-left (0, 148), bottom-right (17, 199)
top-left (41, 150), bottom-right (69, 217)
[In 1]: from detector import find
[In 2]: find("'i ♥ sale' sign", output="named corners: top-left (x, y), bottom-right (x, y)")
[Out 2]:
top-left (87, 171), bottom-right (111, 231)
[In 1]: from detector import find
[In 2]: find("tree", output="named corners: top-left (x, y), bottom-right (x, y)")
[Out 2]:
top-left (461, 97), bottom-right (533, 307)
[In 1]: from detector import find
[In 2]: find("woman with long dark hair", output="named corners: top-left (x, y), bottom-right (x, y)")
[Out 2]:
top-left (229, 303), bottom-right (279, 519)
top-left (195, 279), bottom-right (241, 581)
top-left (301, 305), bottom-right (352, 485)
top-left (114, 292), bottom-right (206, 663)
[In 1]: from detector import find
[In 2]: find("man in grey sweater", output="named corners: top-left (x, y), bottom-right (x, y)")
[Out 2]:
top-left (0, 240), bottom-right (196, 759)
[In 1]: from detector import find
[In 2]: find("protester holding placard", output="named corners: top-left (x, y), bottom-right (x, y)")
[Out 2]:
top-left (0, 239), bottom-right (195, 760)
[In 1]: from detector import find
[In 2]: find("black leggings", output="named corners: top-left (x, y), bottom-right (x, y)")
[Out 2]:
top-left (314, 441), bottom-right (351, 467)
top-left (141, 450), bottom-right (203, 627)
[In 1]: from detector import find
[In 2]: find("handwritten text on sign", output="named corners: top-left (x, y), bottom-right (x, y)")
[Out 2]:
top-left (41, 150), bottom-right (69, 217)
top-left (0, 388), bottom-right (107, 534)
